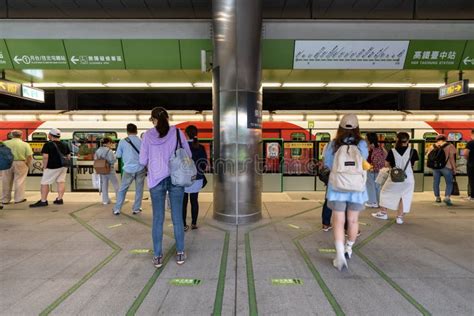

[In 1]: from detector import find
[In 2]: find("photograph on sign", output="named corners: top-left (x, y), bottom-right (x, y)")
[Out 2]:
top-left (293, 41), bottom-right (409, 69)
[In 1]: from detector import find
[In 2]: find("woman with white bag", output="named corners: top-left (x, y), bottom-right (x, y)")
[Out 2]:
top-left (372, 132), bottom-right (419, 224)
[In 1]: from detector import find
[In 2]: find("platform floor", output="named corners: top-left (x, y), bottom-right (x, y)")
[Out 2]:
top-left (0, 191), bottom-right (473, 316)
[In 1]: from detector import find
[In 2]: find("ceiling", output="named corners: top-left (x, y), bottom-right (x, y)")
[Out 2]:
top-left (0, 0), bottom-right (472, 19)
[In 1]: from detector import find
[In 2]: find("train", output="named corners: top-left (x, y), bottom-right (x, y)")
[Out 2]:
top-left (1, 110), bottom-right (473, 193)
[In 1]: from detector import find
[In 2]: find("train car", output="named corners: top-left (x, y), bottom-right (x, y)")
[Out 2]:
top-left (1, 110), bottom-right (473, 193)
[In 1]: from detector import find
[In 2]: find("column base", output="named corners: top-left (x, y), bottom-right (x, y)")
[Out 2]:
top-left (213, 210), bottom-right (262, 225)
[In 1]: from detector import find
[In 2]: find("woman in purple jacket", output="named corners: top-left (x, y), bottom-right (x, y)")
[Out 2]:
top-left (140, 107), bottom-right (192, 268)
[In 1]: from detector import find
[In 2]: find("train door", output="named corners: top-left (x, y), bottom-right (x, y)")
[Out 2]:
top-left (263, 139), bottom-right (283, 192)
top-left (70, 131), bottom-right (118, 192)
top-left (448, 132), bottom-right (469, 190)
top-left (283, 132), bottom-right (316, 191)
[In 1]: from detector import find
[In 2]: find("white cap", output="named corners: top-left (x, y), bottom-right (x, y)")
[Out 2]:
top-left (49, 128), bottom-right (61, 137)
top-left (339, 114), bottom-right (359, 129)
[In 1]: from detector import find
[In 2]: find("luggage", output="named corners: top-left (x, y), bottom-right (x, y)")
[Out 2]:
top-left (427, 143), bottom-right (449, 170)
top-left (329, 144), bottom-right (366, 192)
top-left (0, 143), bottom-right (14, 171)
top-left (169, 129), bottom-right (197, 187)
top-left (94, 149), bottom-right (111, 174)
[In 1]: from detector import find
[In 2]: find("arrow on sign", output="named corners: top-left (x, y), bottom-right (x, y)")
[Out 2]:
top-left (71, 56), bottom-right (79, 64)
top-left (14, 56), bottom-right (22, 64)
top-left (455, 84), bottom-right (462, 92)
top-left (463, 57), bottom-right (474, 65)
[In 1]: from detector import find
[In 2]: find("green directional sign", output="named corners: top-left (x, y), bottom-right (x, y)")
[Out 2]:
top-left (271, 278), bottom-right (303, 285)
top-left (6, 39), bottom-right (69, 69)
top-left (170, 278), bottom-right (202, 286)
top-left (0, 40), bottom-right (13, 68)
top-left (404, 40), bottom-right (466, 69)
top-left (64, 39), bottom-right (125, 69)
top-left (460, 40), bottom-right (474, 70)
top-left (122, 40), bottom-right (181, 69)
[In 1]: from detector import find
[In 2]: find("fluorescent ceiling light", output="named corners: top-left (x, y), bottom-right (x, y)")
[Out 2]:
top-left (30, 83), bottom-right (63, 88)
top-left (62, 83), bottom-right (104, 87)
top-left (22, 69), bottom-right (43, 79)
top-left (326, 83), bottom-right (369, 88)
top-left (149, 82), bottom-right (193, 88)
top-left (412, 83), bottom-right (444, 88)
top-left (369, 83), bottom-right (413, 88)
top-left (5, 114), bottom-right (37, 121)
top-left (469, 83), bottom-right (474, 88)
top-left (262, 82), bottom-right (282, 88)
top-left (282, 83), bottom-right (326, 88)
top-left (105, 83), bottom-right (149, 88)
top-left (193, 82), bottom-right (213, 88)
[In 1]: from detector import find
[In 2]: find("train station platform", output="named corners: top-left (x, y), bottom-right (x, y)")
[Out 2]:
top-left (0, 191), bottom-right (472, 315)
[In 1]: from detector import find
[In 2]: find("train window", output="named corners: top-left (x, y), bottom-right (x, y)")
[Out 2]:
top-left (72, 131), bottom-right (118, 160)
top-left (31, 132), bottom-right (47, 141)
top-left (290, 133), bottom-right (306, 157)
top-left (423, 132), bottom-right (438, 141)
top-left (315, 133), bottom-right (330, 141)
top-left (291, 132), bottom-right (306, 141)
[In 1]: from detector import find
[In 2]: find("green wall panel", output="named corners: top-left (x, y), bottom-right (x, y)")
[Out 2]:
top-left (0, 39), bottom-right (13, 69)
top-left (6, 39), bottom-right (69, 69)
top-left (179, 39), bottom-right (212, 69)
top-left (460, 40), bottom-right (474, 70)
top-left (404, 40), bottom-right (466, 70)
top-left (262, 40), bottom-right (295, 69)
top-left (122, 40), bottom-right (181, 69)
top-left (63, 39), bottom-right (125, 69)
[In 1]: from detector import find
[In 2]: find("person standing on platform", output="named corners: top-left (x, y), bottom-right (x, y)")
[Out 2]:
top-left (95, 137), bottom-right (120, 205)
top-left (140, 107), bottom-right (192, 268)
top-left (323, 114), bottom-right (368, 271)
top-left (182, 125), bottom-right (208, 231)
top-left (365, 132), bottom-right (387, 208)
top-left (1, 130), bottom-right (33, 205)
top-left (112, 124), bottom-right (146, 215)
top-left (30, 128), bottom-right (70, 207)
top-left (464, 130), bottom-right (474, 201)
top-left (427, 135), bottom-right (457, 206)
top-left (373, 132), bottom-right (419, 224)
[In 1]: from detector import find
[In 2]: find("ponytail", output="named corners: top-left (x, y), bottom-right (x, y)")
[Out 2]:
top-left (185, 125), bottom-right (200, 149)
top-left (151, 107), bottom-right (169, 138)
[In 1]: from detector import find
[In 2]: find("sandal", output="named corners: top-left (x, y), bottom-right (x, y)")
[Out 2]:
top-left (191, 225), bottom-right (198, 230)
top-left (184, 225), bottom-right (189, 232)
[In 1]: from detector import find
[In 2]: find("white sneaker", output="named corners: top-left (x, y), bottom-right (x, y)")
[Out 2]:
top-left (371, 211), bottom-right (388, 220)
top-left (113, 209), bottom-right (120, 215)
top-left (396, 216), bottom-right (404, 225)
top-left (333, 256), bottom-right (348, 271)
top-left (344, 245), bottom-right (353, 259)
top-left (365, 202), bottom-right (379, 208)
top-left (103, 201), bottom-right (111, 205)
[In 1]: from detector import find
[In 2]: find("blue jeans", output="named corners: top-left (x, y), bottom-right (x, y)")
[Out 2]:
top-left (433, 167), bottom-right (454, 198)
top-left (114, 168), bottom-right (146, 212)
top-left (366, 171), bottom-right (381, 205)
top-left (150, 177), bottom-right (185, 256)
top-left (100, 172), bottom-right (119, 204)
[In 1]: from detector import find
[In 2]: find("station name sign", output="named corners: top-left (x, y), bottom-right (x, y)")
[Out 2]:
top-left (438, 79), bottom-right (470, 100)
top-left (0, 80), bottom-right (45, 103)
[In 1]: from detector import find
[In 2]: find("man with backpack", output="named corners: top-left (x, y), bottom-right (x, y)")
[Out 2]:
top-left (1, 130), bottom-right (33, 205)
top-left (30, 128), bottom-right (71, 208)
top-left (112, 123), bottom-right (146, 215)
top-left (0, 139), bottom-right (14, 210)
top-left (427, 134), bottom-right (457, 206)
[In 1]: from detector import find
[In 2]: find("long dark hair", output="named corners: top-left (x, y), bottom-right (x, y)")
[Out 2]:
top-left (333, 127), bottom-right (362, 152)
top-left (366, 132), bottom-right (379, 148)
top-left (151, 107), bottom-right (169, 138)
top-left (395, 132), bottom-right (410, 148)
top-left (185, 125), bottom-right (199, 149)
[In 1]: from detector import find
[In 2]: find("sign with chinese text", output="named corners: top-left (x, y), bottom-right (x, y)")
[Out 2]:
top-left (405, 40), bottom-right (466, 69)
top-left (22, 85), bottom-right (45, 103)
top-left (63, 40), bottom-right (125, 69)
top-left (6, 39), bottom-right (69, 69)
top-left (0, 40), bottom-right (13, 68)
top-left (284, 142), bottom-right (314, 149)
top-left (439, 80), bottom-right (469, 100)
top-left (460, 40), bottom-right (474, 70)
top-left (0, 80), bottom-right (21, 97)
top-left (247, 92), bottom-right (262, 129)
top-left (293, 41), bottom-right (409, 69)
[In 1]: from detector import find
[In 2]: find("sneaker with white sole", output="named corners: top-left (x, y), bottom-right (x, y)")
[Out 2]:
top-left (176, 252), bottom-right (186, 265)
top-left (132, 208), bottom-right (142, 215)
top-left (333, 256), bottom-right (348, 271)
top-left (344, 244), bottom-right (353, 259)
top-left (396, 216), bottom-right (404, 225)
top-left (371, 211), bottom-right (388, 220)
top-left (365, 202), bottom-right (379, 208)
top-left (153, 255), bottom-right (163, 268)
top-left (113, 209), bottom-right (120, 215)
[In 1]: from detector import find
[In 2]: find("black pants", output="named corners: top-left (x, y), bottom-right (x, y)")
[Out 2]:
top-left (468, 164), bottom-right (474, 198)
top-left (183, 192), bottom-right (199, 226)
top-left (321, 198), bottom-right (348, 230)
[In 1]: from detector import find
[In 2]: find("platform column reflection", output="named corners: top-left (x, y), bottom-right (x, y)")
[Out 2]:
top-left (212, 0), bottom-right (263, 224)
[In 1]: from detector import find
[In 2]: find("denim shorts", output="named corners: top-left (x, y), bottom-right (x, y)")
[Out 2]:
top-left (327, 201), bottom-right (365, 212)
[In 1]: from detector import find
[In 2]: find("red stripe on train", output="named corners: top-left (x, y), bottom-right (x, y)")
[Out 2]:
top-left (426, 121), bottom-right (474, 141)
top-left (0, 121), bottom-right (44, 140)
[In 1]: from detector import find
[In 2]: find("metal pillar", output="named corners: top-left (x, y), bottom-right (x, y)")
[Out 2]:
top-left (212, 0), bottom-right (263, 224)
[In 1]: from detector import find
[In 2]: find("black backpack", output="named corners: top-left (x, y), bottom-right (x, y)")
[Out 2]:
top-left (0, 143), bottom-right (14, 171)
top-left (427, 143), bottom-right (449, 170)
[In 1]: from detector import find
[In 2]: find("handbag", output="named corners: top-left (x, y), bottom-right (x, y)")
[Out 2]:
top-left (93, 149), bottom-right (111, 175)
top-left (169, 129), bottom-right (197, 187)
top-left (202, 175), bottom-right (208, 189)
top-left (318, 166), bottom-right (330, 186)
top-left (390, 149), bottom-right (413, 183)
top-left (51, 141), bottom-right (71, 168)
top-left (91, 172), bottom-right (101, 190)
top-left (451, 176), bottom-right (460, 196)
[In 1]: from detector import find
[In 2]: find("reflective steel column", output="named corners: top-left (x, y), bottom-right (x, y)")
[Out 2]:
top-left (212, 0), bottom-right (263, 224)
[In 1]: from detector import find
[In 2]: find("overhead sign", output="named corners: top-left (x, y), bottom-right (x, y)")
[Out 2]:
top-left (0, 80), bottom-right (21, 97)
top-left (6, 39), bottom-right (69, 69)
top-left (293, 40), bottom-right (409, 69)
top-left (0, 40), bottom-right (13, 68)
top-left (284, 143), bottom-right (313, 149)
top-left (404, 40), bottom-right (466, 69)
top-left (22, 85), bottom-right (45, 103)
top-left (63, 40), bottom-right (125, 69)
top-left (439, 80), bottom-right (470, 100)
top-left (122, 39), bottom-right (181, 69)
top-left (460, 40), bottom-right (474, 70)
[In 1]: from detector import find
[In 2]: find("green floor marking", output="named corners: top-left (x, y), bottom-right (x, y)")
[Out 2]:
top-left (126, 246), bottom-right (176, 316)
top-left (245, 233), bottom-right (258, 316)
top-left (108, 223), bottom-right (123, 228)
top-left (288, 224), bottom-right (300, 229)
top-left (40, 203), bottom-right (121, 316)
top-left (211, 229), bottom-right (230, 316)
top-left (272, 278), bottom-right (304, 285)
top-left (318, 248), bottom-right (336, 253)
top-left (170, 278), bottom-right (202, 286)
top-left (354, 220), bottom-right (432, 315)
top-left (130, 249), bottom-right (152, 254)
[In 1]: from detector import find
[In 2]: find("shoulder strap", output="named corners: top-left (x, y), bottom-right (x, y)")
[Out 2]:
top-left (175, 128), bottom-right (182, 151)
top-left (51, 141), bottom-right (63, 156)
top-left (403, 148), bottom-right (413, 171)
top-left (125, 137), bottom-right (140, 154)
